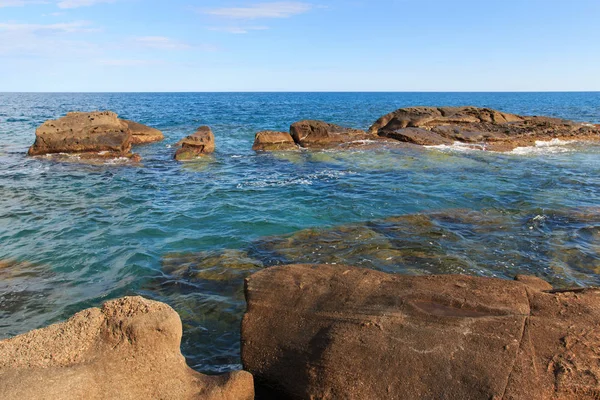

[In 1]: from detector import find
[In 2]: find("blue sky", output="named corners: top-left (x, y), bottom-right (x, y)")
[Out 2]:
top-left (1, 0), bottom-right (599, 91)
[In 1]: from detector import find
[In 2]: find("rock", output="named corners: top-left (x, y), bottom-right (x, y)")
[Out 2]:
top-left (0, 296), bottom-right (254, 400)
top-left (175, 126), bottom-right (215, 161)
top-left (242, 264), bottom-right (600, 399)
top-left (369, 106), bottom-right (600, 151)
top-left (252, 131), bottom-right (298, 151)
top-left (290, 120), bottom-right (376, 149)
top-left (122, 119), bottom-right (164, 144)
top-left (28, 111), bottom-right (140, 161)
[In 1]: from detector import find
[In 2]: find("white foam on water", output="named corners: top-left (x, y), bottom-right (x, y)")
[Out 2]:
top-left (510, 139), bottom-right (576, 155)
top-left (425, 142), bottom-right (486, 152)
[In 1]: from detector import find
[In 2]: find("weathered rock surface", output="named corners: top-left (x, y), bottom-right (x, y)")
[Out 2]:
top-left (28, 111), bottom-right (140, 160)
top-left (242, 264), bottom-right (600, 399)
top-left (0, 296), bottom-right (254, 400)
top-left (122, 119), bottom-right (164, 144)
top-left (175, 126), bottom-right (215, 161)
top-left (369, 106), bottom-right (600, 151)
top-left (252, 131), bottom-right (298, 151)
top-left (290, 120), bottom-right (378, 149)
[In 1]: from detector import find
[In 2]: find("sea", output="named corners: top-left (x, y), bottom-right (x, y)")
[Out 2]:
top-left (1, 92), bottom-right (600, 373)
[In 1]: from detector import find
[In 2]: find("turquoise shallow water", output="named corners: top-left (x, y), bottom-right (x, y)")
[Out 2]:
top-left (1, 92), bottom-right (600, 373)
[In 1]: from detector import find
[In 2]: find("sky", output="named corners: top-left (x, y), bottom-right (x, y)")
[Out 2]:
top-left (0, 0), bottom-right (599, 92)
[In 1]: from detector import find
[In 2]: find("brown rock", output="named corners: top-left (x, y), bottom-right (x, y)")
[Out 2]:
top-left (0, 296), bottom-right (254, 400)
top-left (290, 120), bottom-right (376, 149)
top-left (369, 107), bottom-right (600, 151)
top-left (122, 119), bottom-right (164, 144)
top-left (252, 131), bottom-right (298, 151)
top-left (175, 126), bottom-right (215, 161)
top-left (241, 264), bottom-right (600, 399)
top-left (28, 111), bottom-right (139, 160)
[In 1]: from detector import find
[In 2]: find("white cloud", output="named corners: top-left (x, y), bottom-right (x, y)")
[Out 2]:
top-left (99, 59), bottom-right (163, 66)
top-left (207, 25), bottom-right (269, 34)
top-left (133, 36), bottom-right (190, 50)
top-left (0, 0), bottom-right (47, 6)
top-left (204, 2), bottom-right (312, 19)
top-left (0, 21), bottom-right (99, 57)
top-left (57, 0), bottom-right (114, 9)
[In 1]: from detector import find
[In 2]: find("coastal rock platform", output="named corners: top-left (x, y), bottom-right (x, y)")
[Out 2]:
top-left (0, 296), bottom-right (253, 400)
top-left (369, 106), bottom-right (600, 151)
top-left (242, 264), bottom-right (600, 399)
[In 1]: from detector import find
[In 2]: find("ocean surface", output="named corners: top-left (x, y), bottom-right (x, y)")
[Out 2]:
top-left (1, 92), bottom-right (600, 373)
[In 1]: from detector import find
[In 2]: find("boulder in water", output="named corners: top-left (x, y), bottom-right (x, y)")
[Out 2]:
top-left (175, 126), bottom-right (215, 161)
top-left (290, 120), bottom-right (376, 149)
top-left (252, 131), bottom-right (298, 151)
top-left (28, 111), bottom-right (140, 160)
top-left (242, 264), bottom-right (600, 399)
top-left (0, 296), bottom-right (254, 400)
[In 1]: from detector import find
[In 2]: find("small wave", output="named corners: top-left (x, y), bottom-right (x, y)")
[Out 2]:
top-left (425, 142), bottom-right (485, 152)
top-left (510, 139), bottom-right (575, 155)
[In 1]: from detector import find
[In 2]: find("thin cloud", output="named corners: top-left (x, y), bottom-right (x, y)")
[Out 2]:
top-left (207, 26), bottom-right (269, 34)
top-left (0, 0), bottom-right (48, 6)
top-left (0, 20), bottom-right (97, 34)
top-left (204, 2), bottom-right (312, 19)
top-left (57, 0), bottom-right (115, 9)
top-left (99, 59), bottom-right (163, 66)
top-left (133, 36), bottom-right (191, 50)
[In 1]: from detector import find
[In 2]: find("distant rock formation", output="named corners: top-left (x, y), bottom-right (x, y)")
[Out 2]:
top-left (122, 119), bottom-right (164, 144)
top-left (252, 131), bottom-right (298, 151)
top-left (175, 126), bottom-right (215, 161)
top-left (369, 106), bottom-right (600, 151)
top-left (28, 111), bottom-right (164, 162)
top-left (0, 296), bottom-right (254, 400)
top-left (242, 264), bottom-right (600, 399)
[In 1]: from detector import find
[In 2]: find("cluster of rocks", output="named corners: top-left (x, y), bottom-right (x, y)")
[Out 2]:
top-left (2, 263), bottom-right (599, 399)
top-left (28, 107), bottom-right (600, 163)
top-left (253, 106), bottom-right (600, 152)
top-left (27, 111), bottom-right (214, 163)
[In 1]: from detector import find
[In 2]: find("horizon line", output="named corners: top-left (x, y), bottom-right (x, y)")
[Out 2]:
top-left (2, 90), bottom-right (600, 94)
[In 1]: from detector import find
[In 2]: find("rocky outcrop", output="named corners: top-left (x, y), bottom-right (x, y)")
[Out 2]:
top-left (28, 111), bottom-right (140, 160)
top-left (242, 264), bottom-right (600, 399)
top-left (290, 120), bottom-right (377, 149)
top-left (369, 106), bottom-right (600, 151)
top-left (0, 296), bottom-right (254, 400)
top-left (175, 126), bottom-right (215, 161)
top-left (252, 131), bottom-right (298, 151)
top-left (122, 119), bottom-right (164, 144)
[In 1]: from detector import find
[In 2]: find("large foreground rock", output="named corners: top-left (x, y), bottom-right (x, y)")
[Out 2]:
top-left (0, 296), bottom-right (253, 400)
top-left (369, 106), bottom-right (600, 151)
top-left (122, 119), bottom-right (164, 144)
top-left (28, 111), bottom-right (139, 160)
top-left (252, 131), bottom-right (298, 151)
top-left (175, 126), bottom-right (215, 161)
top-left (290, 120), bottom-right (378, 149)
top-left (242, 264), bottom-right (600, 399)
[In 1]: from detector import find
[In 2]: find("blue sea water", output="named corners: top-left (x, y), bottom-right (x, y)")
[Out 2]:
top-left (1, 92), bottom-right (600, 373)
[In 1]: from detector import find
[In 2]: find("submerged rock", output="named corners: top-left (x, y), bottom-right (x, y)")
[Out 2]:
top-left (252, 131), bottom-right (298, 151)
top-left (242, 264), bottom-right (600, 399)
top-left (175, 126), bottom-right (215, 161)
top-left (28, 111), bottom-right (140, 160)
top-left (122, 119), bottom-right (164, 144)
top-left (290, 120), bottom-right (377, 149)
top-left (369, 106), bottom-right (600, 151)
top-left (0, 296), bottom-right (254, 400)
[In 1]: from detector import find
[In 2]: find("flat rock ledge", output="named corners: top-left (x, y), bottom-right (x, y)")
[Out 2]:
top-left (369, 106), bottom-right (600, 151)
top-left (175, 126), bottom-right (215, 161)
top-left (28, 111), bottom-right (164, 162)
top-left (242, 264), bottom-right (600, 400)
top-left (0, 296), bottom-right (253, 400)
top-left (253, 120), bottom-right (400, 151)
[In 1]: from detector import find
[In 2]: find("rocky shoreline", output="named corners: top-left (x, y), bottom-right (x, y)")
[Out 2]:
top-left (27, 106), bottom-right (600, 164)
top-left (1, 264), bottom-right (599, 399)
